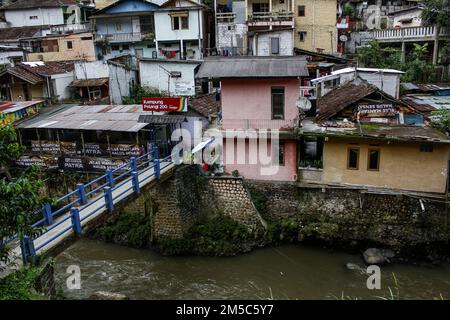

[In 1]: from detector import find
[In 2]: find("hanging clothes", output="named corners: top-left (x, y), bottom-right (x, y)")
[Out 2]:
top-left (170, 50), bottom-right (176, 58)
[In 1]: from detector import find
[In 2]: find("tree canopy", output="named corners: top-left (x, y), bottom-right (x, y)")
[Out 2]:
top-left (0, 126), bottom-right (47, 268)
top-left (422, 0), bottom-right (450, 28)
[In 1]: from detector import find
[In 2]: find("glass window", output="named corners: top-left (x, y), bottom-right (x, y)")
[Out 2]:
top-left (181, 16), bottom-right (189, 29)
top-left (140, 16), bottom-right (154, 33)
top-left (420, 144), bottom-right (433, 152)
top-left (270, 38), bottom-right (279, 55)
top-left (278, 141), bottom-right (285, 166)
top-left (271, 87), bottom-right (285, 120)
top-left (66, 41), bottom-right (73, 49)
top-left (367, 147), bottom-right (380, 171)
top-left (253, 3), bottom-right (269, 12)
top-left (115, 23), bottom-right (122, 31)
top-left (347, 147), bottom-right (359, 169)
top-left (298, 31), bottom-right (307, 42)
top-left (298, 5), bottom-right (305, 16)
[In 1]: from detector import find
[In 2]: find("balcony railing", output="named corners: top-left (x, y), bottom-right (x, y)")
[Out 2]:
top-left (95, 32), bottom-right (154, 43)
top-left (247, 11), bottom-right (294, 26)
top-left (51, 22), bottom-right (91, 34)
top-left (221, 118), bottom-right (299, 130)
top-left (216, 12), bottom-right (236, 22)
top-left (370, 26), bottom-right (449, 41)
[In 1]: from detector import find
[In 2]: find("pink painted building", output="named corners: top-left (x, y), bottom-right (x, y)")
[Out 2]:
top-left (196, 56), bottom-right (309, 181)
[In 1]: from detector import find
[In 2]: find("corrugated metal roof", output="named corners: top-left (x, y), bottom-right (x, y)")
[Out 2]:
top-left (402, 95), bottom-right (450, 111)
top-left (196, 56), bottom-right (309, 79)
top-left (17, 104), bottom-right (165, 132)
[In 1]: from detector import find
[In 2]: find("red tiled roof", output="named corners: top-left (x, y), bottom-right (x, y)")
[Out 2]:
top-left (18, 61), bottom-right (75, 76)
top-left (317, 79), bottom-right (377, 121)
top-left (188, 93), bottom-right (221, 118)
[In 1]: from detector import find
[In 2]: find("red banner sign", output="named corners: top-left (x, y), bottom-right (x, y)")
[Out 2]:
top-left (142, 97), bottom-right (187, 112)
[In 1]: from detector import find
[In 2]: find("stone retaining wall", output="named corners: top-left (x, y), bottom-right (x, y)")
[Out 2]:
top-left (208, 177), bottom-right (266, 232)
top-left (246, 180), bottom-right (449, 247)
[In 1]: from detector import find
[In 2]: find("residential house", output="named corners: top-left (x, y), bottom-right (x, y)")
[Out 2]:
top-left (299, 77), bottom-right (450, 194)
top-left (91, 0), bottom-right (159, 62)
top-left (196, 56), bottom-right (309, 181)
top-left (0, 0), bottom-right (93, 30)
top-left (91, 0), bottom-right (207, 63)
top-left (0, 25), bottom-right (52, 47)
top-left (21, 31), bottom-right (96, 62)
top-left (0, 45), bottom-right (25, 65)
top-left (294, 0), bottom-right (337, 53)
top-left (154, 0), bottom-right (207, 60)
top-left (215, 0), bottom-right (295, 56)
top-left (72, 59), bottom-right (138, 104)
top-left (0, 61), bottom-right (74, 101)
top-left (139, 58), bottom-right (201, 96)
top-left (311, 67), bottom-right (404, 99)
top-left (389, 5), bottom-right (424, 29)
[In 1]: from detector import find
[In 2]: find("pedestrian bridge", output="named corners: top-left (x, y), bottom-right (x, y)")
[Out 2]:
top-left (2, 147), bottom-right (175, 273)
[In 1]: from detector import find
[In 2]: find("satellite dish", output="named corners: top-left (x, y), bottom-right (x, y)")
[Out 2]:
top-left (339, 35), bottom-right (348, 42)
top-left (297, 97), bottom-right (312, 112)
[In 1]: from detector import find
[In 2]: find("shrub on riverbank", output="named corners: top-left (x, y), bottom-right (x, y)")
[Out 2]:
top-left (94, 211), bottom-right (151, 248)
top-left (158, 215), bottom-right (252, 256)
top-left (0, 266), bottom-right (44, 300)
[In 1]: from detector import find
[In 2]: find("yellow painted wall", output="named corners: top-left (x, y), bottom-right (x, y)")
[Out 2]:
top-left (27, 33), bottom-right (96, 62)
top-left (294, 0), bottom-right (337, 52)
top-left (322, 137), bottom-right (450, 194)
top-left (95, 0), bottom-right (117, 10)
top-left (10, 83), bottom-right (45, 100)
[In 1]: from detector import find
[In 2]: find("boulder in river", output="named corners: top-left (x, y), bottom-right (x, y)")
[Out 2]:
top-left (88, 291), bottom-right (129, 300)
top-left (363, 248), bottom-right (386, 265)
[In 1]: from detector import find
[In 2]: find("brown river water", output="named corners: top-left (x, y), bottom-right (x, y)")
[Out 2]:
top-left (54, 239), bottom-right (450, 300)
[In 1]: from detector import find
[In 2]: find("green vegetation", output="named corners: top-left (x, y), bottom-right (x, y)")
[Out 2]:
top-left (358, 41), bottom-right (442, 83)
top-left (94, 211), bottom-right (152, 248)
top-left (301, 222), bottom-right (340, 242)
top-left (158, 215), bottom-right (252, 256)
top-left (122, 85), bottom-right (169, 104)
top-left (298, 159), bottom-right (323, 169)
top-left (1, 126), bottom-right (49, 267)
top-left (266, 218), bottom-right (299, 244)
top-left (421, 0), bottom-right (450, 28)
top-left (430, 109), bottom-right (450, 134)
top-left (0, 266), bottom-right (44, 300)
top-left (358, 40), bottom-right (402, 70)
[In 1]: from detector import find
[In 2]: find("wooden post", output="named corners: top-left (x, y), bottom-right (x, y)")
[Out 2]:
top-left (107, 132), bottom-right (112, 158)
top-left (80, 131), bottom-right (85, 156)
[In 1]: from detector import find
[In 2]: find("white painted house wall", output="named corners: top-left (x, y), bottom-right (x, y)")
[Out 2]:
top-left (340, 72), bottom-right (400, 99)
top-left (139, 60), bottom-right (200, 96)
top-left (74, 60), bottom-right (109, 79)
top-left (51, 71), bottom-right (75, 100)
top-left (108, 62), bottom-right (137, 104)
top-left (74, 60), bottom-right (137, 104)
top-left (255, 30), bottom-right (293, 56)
top-left (154, 5), bottom-right (202, 41)
top-left (0, 50), bottom-right (24, 65)
top-left (392, 9), bottom-right (423, 28)
top-left (4, 8), bottom-right (64, 27)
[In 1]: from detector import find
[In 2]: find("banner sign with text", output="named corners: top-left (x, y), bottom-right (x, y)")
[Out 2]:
top-left (142, 97), bottom-right (187, 112)
top-left (356, 103), bottom-right (396, 117)
top-left (30, 141), bottom-right (143, 157)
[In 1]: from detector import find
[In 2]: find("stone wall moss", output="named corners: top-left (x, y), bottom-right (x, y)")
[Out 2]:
top-left (157, 215), bottom-right (252, 256)
top-left (93, 211), bottom-right (151, 248)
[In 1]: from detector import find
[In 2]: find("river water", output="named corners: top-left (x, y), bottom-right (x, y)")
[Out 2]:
top-left (54, 239), bottom-right (450, 300)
